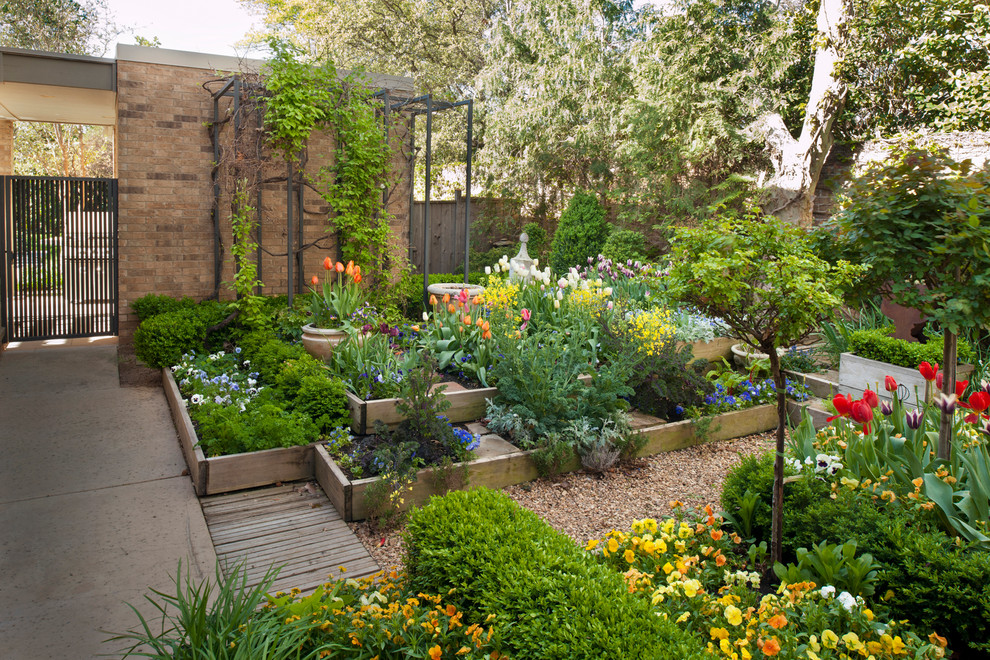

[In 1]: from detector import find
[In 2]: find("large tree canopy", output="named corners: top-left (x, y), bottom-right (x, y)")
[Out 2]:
top-left (241, 0), bottom-right (989, 229)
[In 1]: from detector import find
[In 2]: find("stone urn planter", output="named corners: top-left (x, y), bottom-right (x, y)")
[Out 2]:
top-left (300, 324), bottom-right (348, 361)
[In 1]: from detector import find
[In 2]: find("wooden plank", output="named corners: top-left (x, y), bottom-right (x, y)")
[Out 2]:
top-left (783, 370), bottom-right (838, 399)
top-left (315, 444), bottom-right (351, 521)
top-left (677, 337), bottom-right (735, 363)
top-left (213, 525), bottom-right (358, 555)
top-left (204, 496), bottom-right (327, 522)
top-left (202, 484), bottom-right (299, 508)
top-left (344, 390), bottom-right (365, 434)
top-left (220, 532), bottom-right (363, 566)
top-left (162, 367), bottom-right (207, 495)
top-left (207, 510), bottom-right (336, 542)
top-left (204, 444), bottom-right (316, 495)
top-left (241, 547), bottom-right (374, 583)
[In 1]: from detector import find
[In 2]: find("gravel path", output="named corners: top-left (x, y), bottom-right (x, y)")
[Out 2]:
top-left (348, 431), bottom-right (780, 573)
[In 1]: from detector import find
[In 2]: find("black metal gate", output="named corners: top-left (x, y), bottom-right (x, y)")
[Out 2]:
top-left (1, 176), bottom-right (118, 341)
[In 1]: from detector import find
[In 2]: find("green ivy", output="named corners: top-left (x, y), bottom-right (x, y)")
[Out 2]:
top-left (262, 39), bottom-right (392, 274)
top-left (228, 179), bottom-right (265, 329)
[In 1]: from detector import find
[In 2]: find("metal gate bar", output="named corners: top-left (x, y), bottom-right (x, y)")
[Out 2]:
top-left (1, 175), bottom-right (118, 342)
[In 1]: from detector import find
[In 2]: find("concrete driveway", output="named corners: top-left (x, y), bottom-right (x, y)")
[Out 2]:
top-left (0, 339), bottom-right (216, 659)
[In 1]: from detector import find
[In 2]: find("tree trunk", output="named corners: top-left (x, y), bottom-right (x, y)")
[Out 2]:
top-left (938, 329), bottom-right (957, 460)
top-left (765, 343), bottom-right (787, 570)
top-left (749, 0), bottom-right (852, 226)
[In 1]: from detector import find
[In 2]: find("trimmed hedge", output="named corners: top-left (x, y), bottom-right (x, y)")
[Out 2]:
top-left (130, 293), bottom-right (197, 322)
top-left (849, 328), bottom-right (972, 369)
top-left (405, 488), bottom-right (706, 659)
top-left (549, 191), bottom-right (611, 274)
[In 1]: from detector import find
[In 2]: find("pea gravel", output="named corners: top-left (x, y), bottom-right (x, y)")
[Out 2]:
top-left (347, 431), bottom-right (780, 574)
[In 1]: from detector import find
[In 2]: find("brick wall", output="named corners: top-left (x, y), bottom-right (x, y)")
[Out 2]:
top-left (0, 120), bottom-right (12, 174)
top-left (115, 55), bottom-right (412, 341)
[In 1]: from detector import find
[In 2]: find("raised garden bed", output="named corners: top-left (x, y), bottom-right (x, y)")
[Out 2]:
top-left (163, 368), bottom-right (318, 496)
top-left (677, 336), bottom-right (735, 363)
top-left (838, 352), bottom-right (975, 408)
top-left (316, 403), bottom-right (779, 521)
top-left (344, 374), bottom-right (594, 434)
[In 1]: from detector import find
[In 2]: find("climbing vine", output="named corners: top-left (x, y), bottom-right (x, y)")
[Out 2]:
top-left (262, 39), bottom-right (393, 272)
top-left (228, 179), bottom-right (265, 328)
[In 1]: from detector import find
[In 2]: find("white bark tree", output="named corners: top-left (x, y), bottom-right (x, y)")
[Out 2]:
top-left (751, 0), bottom-right (852, 226)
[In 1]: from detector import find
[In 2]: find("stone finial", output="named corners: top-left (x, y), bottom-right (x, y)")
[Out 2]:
top-left (509, 232), bottom-right (534, 282)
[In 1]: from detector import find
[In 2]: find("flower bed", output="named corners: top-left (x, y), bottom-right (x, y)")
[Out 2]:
top-left (163, 368), bottom-right (318, 495)
top-left (316, 404), bottom-right (779, 521)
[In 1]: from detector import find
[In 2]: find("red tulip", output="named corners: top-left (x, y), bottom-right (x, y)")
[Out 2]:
top-left (938, 373), bottom-right (969, 397)
top-left (826, 394), bottom-right (854, 423)
top-left (354, 273), bottom-right (362, 284)
top-left (884, 375), bottom-right (897, 392)
top-left (850, 399), bottom-right (874, 434)
top-left (322, 257), bottom-right (332, 270)
top-left (919, 362), bottom-right (938, 381)
top-left (862, 388), bottom-right (879, 409)
top-left (962, 391), bottom-right (990, 413)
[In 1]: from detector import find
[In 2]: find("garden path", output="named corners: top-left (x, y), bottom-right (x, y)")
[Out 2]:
top-left (202, 483), bottom-right (379, 594)
top-left (0, 339), bottom-right (217, 659)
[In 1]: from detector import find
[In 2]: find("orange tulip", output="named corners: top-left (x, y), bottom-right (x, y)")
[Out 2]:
top-left (442, 293), bottom-right (451, 304)
top-left (482, 321), bottom-right (490, 332)
top-left (323, 257), bottom-right (332, 270)
top-left (311, 275), bottom-right (319, 286)
top-left (447, 304), bottom-right (456, 314)
top-left (411, 325), bottom-right (420, 332)
top-left (354, 273), bottom-right (362, 283)
top-left (482, 330), bottom-right (492, 340)
top-left (429, 295), bottom-right (438, 306)
top-left (463, 315), bottom-right (472, 325)
top-left (353, 265), bottom-right (361, 278)
top-left (472, 295), bottom-right (483, 305)
top-left (345, 260), bottom-right (354, 276)
top-left (457, 301), bottom-right (464, 310)
top-left (335, 261), bottom-right (345, 273)
top-left (476, 317), bottom-right (484, 327)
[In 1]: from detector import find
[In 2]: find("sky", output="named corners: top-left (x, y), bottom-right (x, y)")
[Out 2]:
top-left (104, 0), bottom-right (264, 57)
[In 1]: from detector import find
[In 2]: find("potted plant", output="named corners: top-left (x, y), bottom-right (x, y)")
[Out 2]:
top-left (301, 258), bottom-right (366, 360)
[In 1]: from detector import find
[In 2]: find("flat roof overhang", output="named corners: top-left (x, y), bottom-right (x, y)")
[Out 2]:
top-left (0, 48), bottom-right (116, 125)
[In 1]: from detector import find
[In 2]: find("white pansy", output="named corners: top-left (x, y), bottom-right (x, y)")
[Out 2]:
top-left (820, 585), bottom-right (835, 598)
top-left (837, 591), bottom-right (856, 611)
top-left (190, 394), bottom-right (204, 405)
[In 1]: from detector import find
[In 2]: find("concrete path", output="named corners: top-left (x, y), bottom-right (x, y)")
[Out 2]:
top-left (0, 339), bottom-right (217, 659)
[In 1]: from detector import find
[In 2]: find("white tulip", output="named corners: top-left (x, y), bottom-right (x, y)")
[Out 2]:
top-left (554, 299), bottom-right (560, 309)
top-left (485, 266), bottom-right (491, 275)
top-left (422, 312), bottom-right (429, 321)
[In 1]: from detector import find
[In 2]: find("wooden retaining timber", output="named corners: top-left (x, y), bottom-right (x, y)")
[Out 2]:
top-left (678, 336), bottom-right (735, 363)
top-left (317, 404), bottom-right (780, 522)
top-left (163, 368), bottom-right (317, 496)
top-left (202, 484), bottom-right (379, 595)
top-left (345, 374), bottom-right (595, 434)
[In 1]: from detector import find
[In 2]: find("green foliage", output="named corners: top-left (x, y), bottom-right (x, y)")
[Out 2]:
top-left (262, 38), bottom-right (392, 273)
top-left (248, 337), bottom-right (309, 385)
top-left (194, 397), bottom-right (317, 456)
top-left (227, 180), bottom-right (265, 329)
top-left (667, 206), bottom-right (862, 355)
top-left (843, 0), bottom-right (990, 135)
top-left (488, 327), bottom-right (632, 448)
top-left (107, 561), bottom-right (322, 659)
top-left (549, 191), bottom-right (611, 274)
top-left (291, 375), bottom-right (350, 434)
top-left (520, 221), bottom-right (548, 257)
top-left (849, 328), bottom-right (972, 369)
top-left (130, 294), bottom-right (198, 323)
top-left (773, 540), bottom-right (880, 598)
top-left (134, 308), bottom-right (210, 369)
top-left (600, 227), bottom-right (651, 264)
top-left (404, 489), bottom-right (707, 659)
top-left (719, 452), bottom-right (831, 555)
top-left (831, 143), bottom-right (990, 336)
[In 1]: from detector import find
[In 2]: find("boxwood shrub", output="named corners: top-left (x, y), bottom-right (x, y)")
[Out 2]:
top-left (129, 293), bottom-right (197, 322)
top-left (133, 301), bottom-right (231, 369)
top-left (405, 488), bottom-right (706, 659)
top-left (848, 328), bottom-right (972, 369)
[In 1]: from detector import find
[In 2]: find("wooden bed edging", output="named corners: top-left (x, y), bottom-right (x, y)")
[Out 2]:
top-left (316, 403), bottom-right (779, 522)
top-left (162, 368), bottom-right (317, 496)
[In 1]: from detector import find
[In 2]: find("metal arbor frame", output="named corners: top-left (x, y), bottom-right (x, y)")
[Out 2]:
top-left (210, 78), bottom-right (474, 307)
top-left (374, 92), bottom-right (474, 304)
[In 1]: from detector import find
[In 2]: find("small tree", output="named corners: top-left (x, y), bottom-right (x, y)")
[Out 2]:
top-left (666, 207), bottom-right (861, 567)
top-left (831, 143), bottom-right (990, 460)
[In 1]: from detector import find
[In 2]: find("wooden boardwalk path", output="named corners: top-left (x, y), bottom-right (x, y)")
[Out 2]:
top-left (201, 483), bottom-right (380, 595)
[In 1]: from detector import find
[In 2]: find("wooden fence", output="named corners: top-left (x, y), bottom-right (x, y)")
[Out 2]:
top-left (409, 193), bottom-right (521, 273)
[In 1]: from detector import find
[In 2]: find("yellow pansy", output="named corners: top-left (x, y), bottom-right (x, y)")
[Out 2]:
top-left (822, 630), bottom-right (839, 649)
top-left (585, 539), bottom-right (599, 551)
top-left (624, 549), bottom-right (636, 563)
top-left (608, 538), bottom-right (619, 553)
top-left (725, 604), bottom-right (743, 626)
